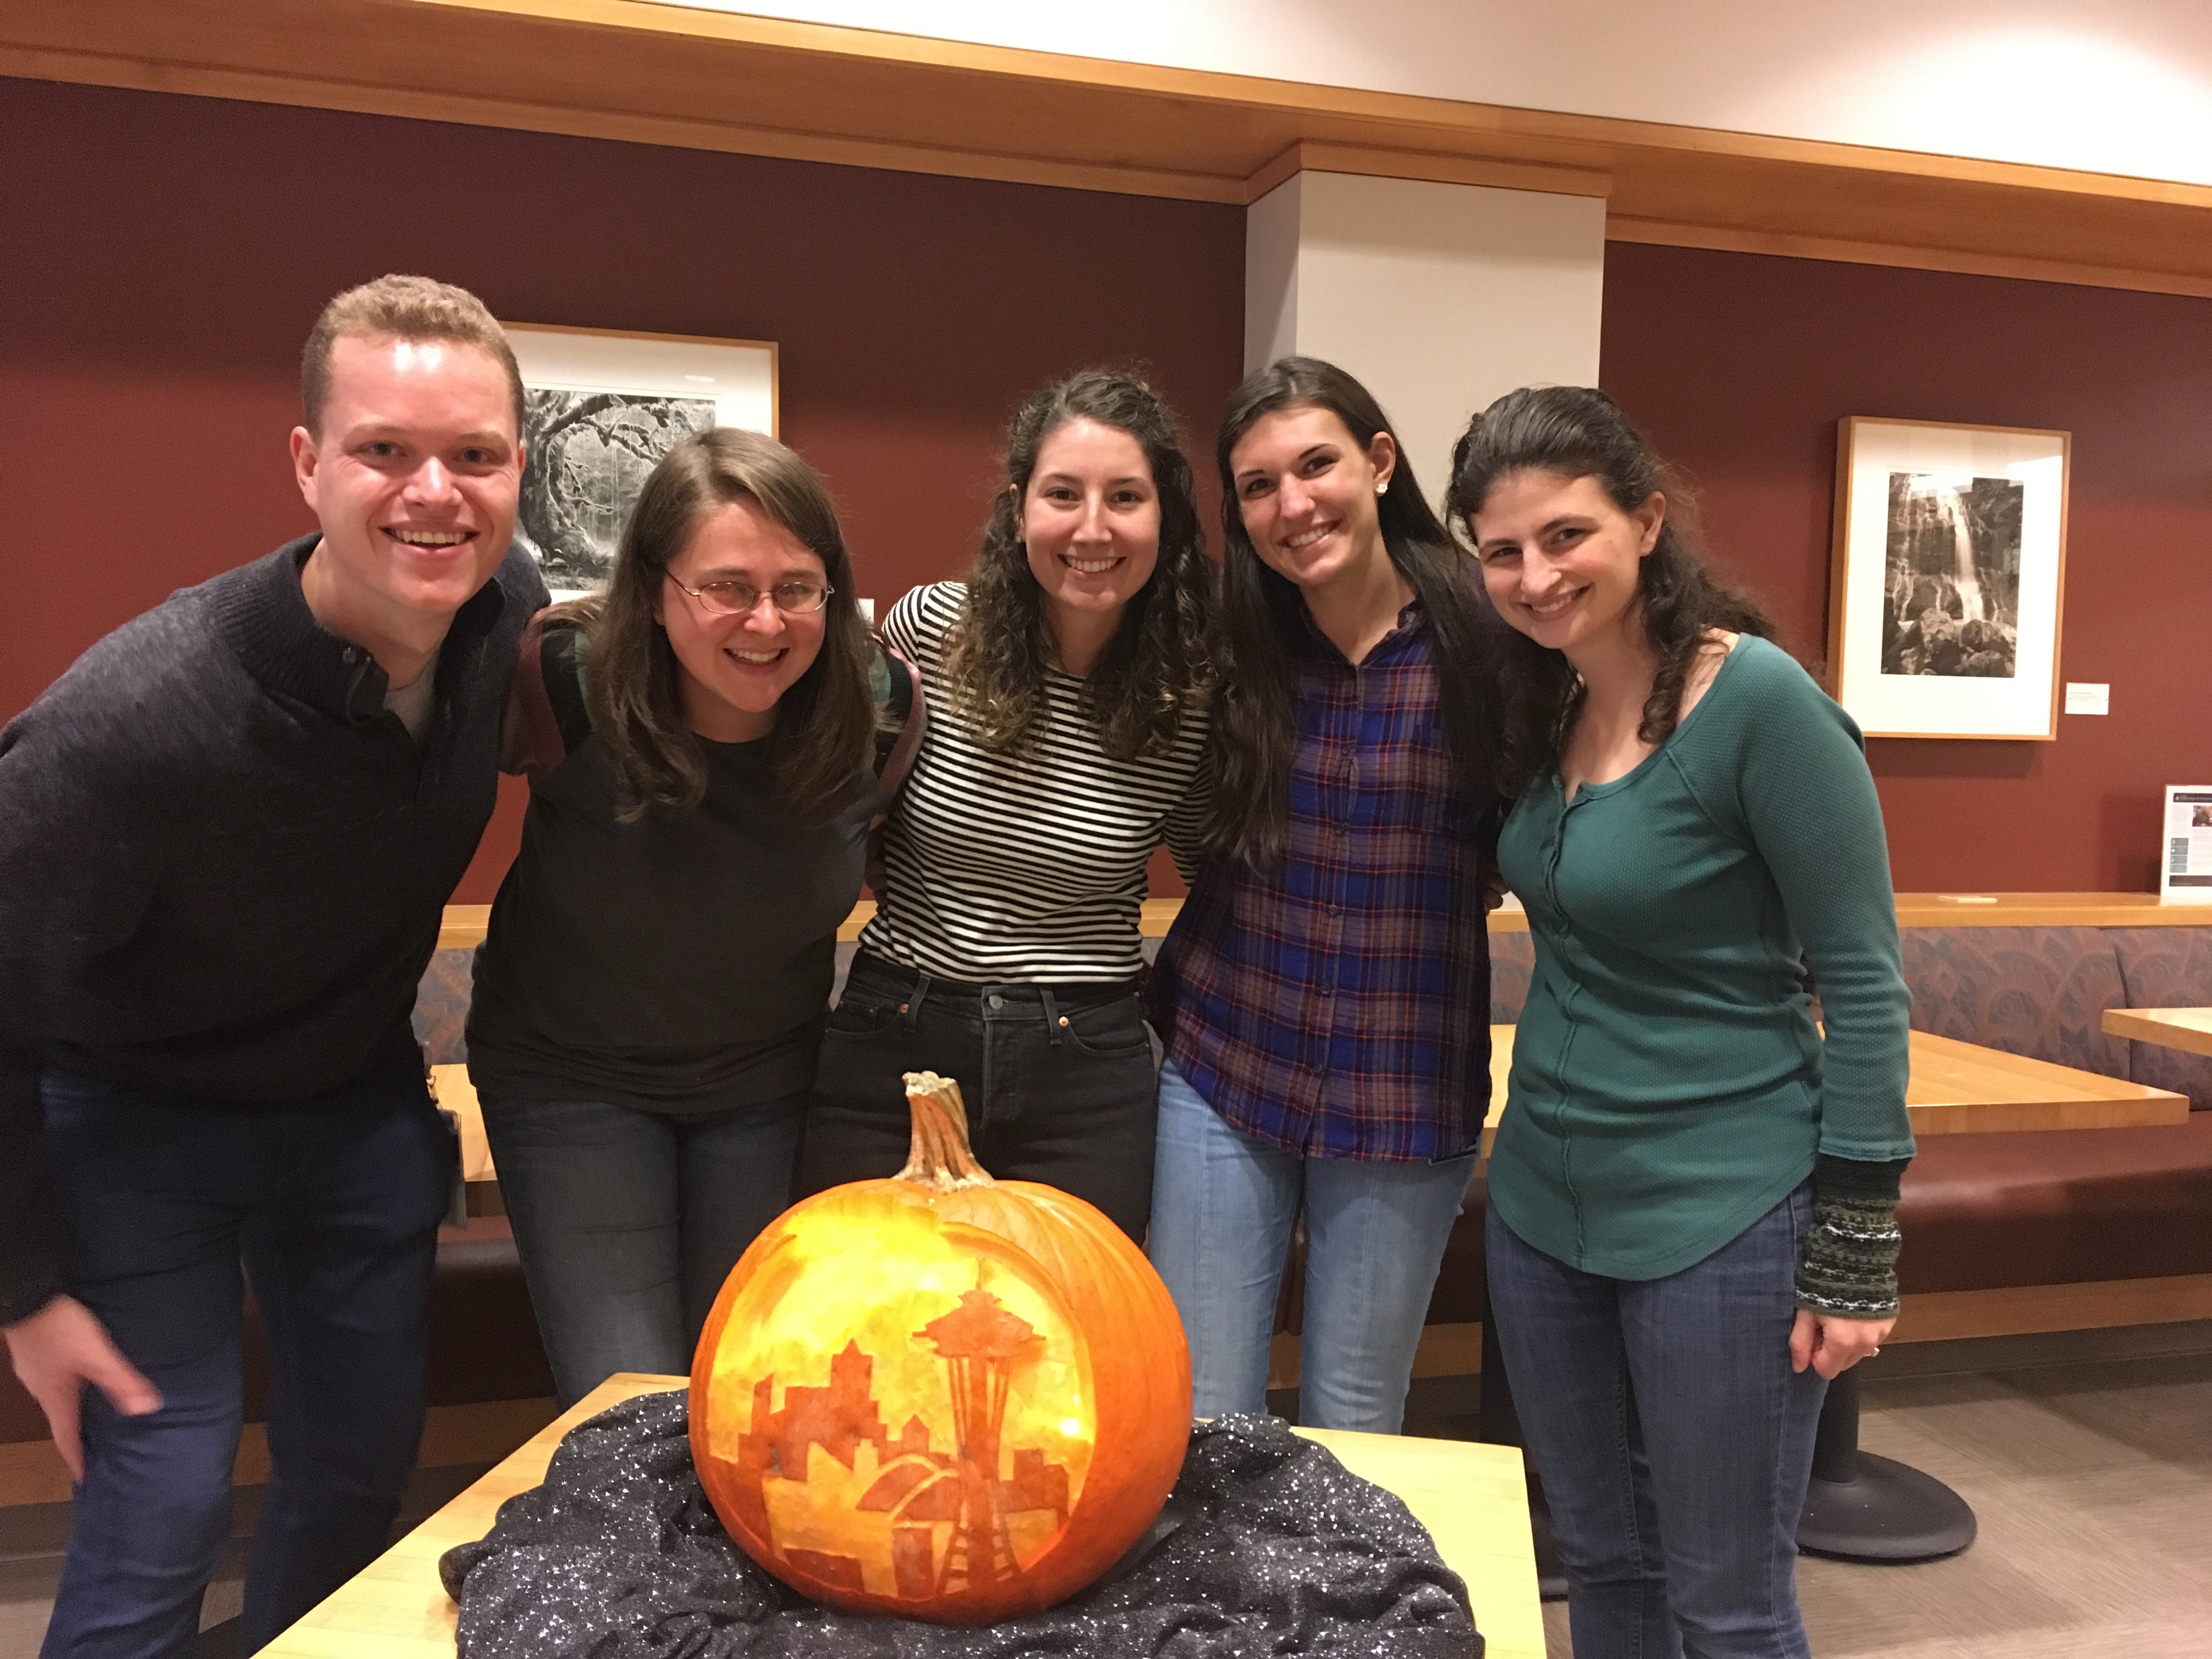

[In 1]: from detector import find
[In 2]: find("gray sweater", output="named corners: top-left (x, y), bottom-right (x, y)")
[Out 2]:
top-left (0, 535), bottom-right (546, 1323)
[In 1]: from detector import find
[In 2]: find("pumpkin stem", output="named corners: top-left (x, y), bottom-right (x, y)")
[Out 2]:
top-left (898, 1072), bottom-right (996, 1190)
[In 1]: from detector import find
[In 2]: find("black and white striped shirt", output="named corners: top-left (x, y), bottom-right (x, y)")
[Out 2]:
top-left (859, 582), bottom-right (1210, 983)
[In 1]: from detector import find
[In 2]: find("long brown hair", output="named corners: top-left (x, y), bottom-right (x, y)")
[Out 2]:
top-left (555, 427), bottom-right (878, 824)
top-left (938, 369), bottom-right (1215, 760)
top-left (1203, 357), bottom-right (1498, 866)
top-left (1442, 386), bottom-right (1777, 802)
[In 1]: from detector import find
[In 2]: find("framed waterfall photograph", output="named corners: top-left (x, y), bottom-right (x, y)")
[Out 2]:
top-left (504, 323), bottom-right (778, 600)
top-left (1827, 417), bottom-right (2070, 740)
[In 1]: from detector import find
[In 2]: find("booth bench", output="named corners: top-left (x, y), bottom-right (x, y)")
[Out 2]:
top-left (6, 894), bottom-right (2211, 1504)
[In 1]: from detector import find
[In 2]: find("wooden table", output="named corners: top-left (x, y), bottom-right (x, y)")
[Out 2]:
top-left (2101, 1006), bottom-right (2212, 1058)
top-left (1484, 1025), bottom-right (2187, 1148)
top-left (438, 1025), bottom-right (2189, 1191)
top-left (262, 1374), bottom-right (1544, 1659)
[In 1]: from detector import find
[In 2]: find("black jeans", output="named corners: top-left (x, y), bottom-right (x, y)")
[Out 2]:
top-left (799, 951), bottom-right (1159, 1241)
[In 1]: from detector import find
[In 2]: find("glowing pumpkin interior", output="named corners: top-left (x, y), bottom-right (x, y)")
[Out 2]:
top-left (691, 1072), bottom-right (1191, 1622)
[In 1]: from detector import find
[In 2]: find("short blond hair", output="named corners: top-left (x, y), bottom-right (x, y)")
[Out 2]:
top-left (300, 274), bottom-right (524, 436)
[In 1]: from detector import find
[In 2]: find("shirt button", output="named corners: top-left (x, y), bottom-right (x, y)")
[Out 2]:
top-left (986, 994), bottom-right (1004, 1011)
top-left (341, 647), bottom-right (362, 665)
top-left (1328, 905), bottom-right (1342, 917)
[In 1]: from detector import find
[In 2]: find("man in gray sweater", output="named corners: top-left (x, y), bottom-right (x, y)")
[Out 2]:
top-left (0, 275), bottom-right (548, 1658)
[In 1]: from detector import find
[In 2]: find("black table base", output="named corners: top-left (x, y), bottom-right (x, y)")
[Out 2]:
top-left (1476, 1303), bottom-right (1974, 1583)
top-left (1797, 1367), bottom-right (1977, 1562)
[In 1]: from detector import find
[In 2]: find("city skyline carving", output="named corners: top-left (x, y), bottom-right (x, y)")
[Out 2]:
top-left (719, 1276), bottom-right (1078, 1601)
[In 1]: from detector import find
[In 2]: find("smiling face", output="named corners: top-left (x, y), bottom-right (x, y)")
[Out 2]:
top-left (1470, 469), bottom-right (1664, 664)
top-left (653, 497), bottom-right (829, 743)
top-left (1018, 417), bottom-right (1161, 641)
top-left (1228, 405), bottom-right (1397, 597)
top-left (290, 333), bottom-right (522, 633)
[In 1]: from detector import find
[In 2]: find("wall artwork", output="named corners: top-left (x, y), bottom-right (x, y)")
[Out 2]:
top-left (1828, 417), bottom-right (2070, 740)
top-left (505, 324), bottom-right (778, 599)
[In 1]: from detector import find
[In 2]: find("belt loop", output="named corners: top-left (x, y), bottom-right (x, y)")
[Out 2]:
top-left (900, 970), bottom-right (933, 1034)
top-left (1041, 985), bottom-right (1065, 1047)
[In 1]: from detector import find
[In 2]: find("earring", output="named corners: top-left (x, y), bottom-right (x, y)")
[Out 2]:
top-left (1375, 482), bottom-right (1387, 495)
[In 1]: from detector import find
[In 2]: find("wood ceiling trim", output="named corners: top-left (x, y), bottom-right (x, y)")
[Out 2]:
top-left (1608, 217), bottom-right (2212, 302)
top-left (1243, 142), bottom-right (1613, 205)
top-left (6, 0), bottom-right (2209, 295)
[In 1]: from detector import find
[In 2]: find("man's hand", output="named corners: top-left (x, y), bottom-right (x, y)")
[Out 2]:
top-left (3, 1294), bottom-right (160, 1481)
top-left (1789, 1308), bottom-right (1892, 1381)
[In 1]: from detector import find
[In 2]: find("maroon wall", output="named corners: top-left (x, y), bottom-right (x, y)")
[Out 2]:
top-left (0, 78), bottom-right (1242, 900)
top-left (10, 77), bottom-right (2210, 898)
top-left (1601, 242), bottom-right (2212, 892)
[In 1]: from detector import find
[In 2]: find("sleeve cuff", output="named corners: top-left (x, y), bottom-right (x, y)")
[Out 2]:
top-left (1795, 1190), bottom-right (1902, 1319)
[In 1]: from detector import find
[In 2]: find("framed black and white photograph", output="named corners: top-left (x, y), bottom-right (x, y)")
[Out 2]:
top-left (1827, 417), bottom-right (2070, 740)
top-left (505, 324), bottom-right (778, 599)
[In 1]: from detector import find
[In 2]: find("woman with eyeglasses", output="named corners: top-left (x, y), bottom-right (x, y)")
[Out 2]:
top-left (465, 428), bottom-right (920, 1406)
top-left (794, 369), bottom-right (1216, 1242)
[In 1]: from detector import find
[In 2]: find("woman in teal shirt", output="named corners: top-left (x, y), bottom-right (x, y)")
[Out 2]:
top-left (1446, 387), bottom-right (1912, 1659)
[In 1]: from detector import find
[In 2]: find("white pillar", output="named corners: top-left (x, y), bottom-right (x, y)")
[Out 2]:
top-left (1245, 169), bottom-right (1607, 507)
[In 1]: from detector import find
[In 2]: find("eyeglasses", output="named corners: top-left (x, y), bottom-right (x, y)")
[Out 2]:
top-left (664, 573), bottom-right (834, 616)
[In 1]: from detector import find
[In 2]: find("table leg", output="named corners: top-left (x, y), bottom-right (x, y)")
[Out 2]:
top-left (1797, 1367), bottom-right (1976, 1561)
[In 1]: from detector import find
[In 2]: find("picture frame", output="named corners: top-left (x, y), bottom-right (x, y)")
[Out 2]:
top-left (2160, 786), bottom-right (2212, 905)
top-left (1827, 416), bottom-right (2070, 740)
top-left (504, 323), bottom-right (779, 600)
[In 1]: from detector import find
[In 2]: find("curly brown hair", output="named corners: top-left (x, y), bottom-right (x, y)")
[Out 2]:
top-left (1442, 386), bottom-right (1779, 802)
top-left (938, 369), bottom-right (1215, 760)
top-left (550, 427), bottom-right (878, 825)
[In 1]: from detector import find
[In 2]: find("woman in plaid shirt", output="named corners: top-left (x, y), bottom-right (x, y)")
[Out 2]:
top-left (1146, 358), bottom-right (1500, 1432)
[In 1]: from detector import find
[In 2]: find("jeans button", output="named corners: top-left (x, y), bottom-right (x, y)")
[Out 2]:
top-left (987, 993), bottom-right (1004, 1010)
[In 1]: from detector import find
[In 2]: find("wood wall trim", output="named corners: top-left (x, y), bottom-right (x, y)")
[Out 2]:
top-left (1244, 142), bottom-right (1612, 205)
top-left (7, 0), bottom-right (2211, 297)
top-left (1609, 216), bottom-right (2212, 302)
top-left (0, 1396), bottom-right (560, 1509)
top-left (1888, 1274), bottom-right (2212, 1345)
top-left (1271, 1277), bottom-right (2212, 1386)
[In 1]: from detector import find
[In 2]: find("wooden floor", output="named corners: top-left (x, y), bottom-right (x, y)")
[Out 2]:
top-left (4, 1323), bottom-right (2208, 1657)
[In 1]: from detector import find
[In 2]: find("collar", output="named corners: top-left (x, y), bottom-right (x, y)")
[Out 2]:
top-left (1294, 594), bottom-right (1427, 665)
top-left (207, 534), bottom-right (511, 725)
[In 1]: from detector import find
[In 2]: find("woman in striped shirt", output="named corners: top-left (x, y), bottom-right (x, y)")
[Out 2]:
top-left (1148, 357), bottom-right (1499, 1433)
top-left (795, 370), bottom-right (1215, 1239)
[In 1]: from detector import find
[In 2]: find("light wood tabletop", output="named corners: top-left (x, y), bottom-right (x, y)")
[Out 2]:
top-left (439, 1024), bottom-right (2190, 1190)
top-left (436, 893), bottom-right (2212, 951)
top-left (2101, 1006), bottom-right (2212, 1060)
top-left (262, 1373), bottom-right (1543, 1659)
top-left (1486, 1025), bottom-right (2188, 1144)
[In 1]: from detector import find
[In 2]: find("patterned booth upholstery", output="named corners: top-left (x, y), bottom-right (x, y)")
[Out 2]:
top-left (408, 918), bottom-right (2212, 1358)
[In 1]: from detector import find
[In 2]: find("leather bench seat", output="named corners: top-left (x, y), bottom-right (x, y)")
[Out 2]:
top-left (1897, 1113), bottom-right (2212, 1293)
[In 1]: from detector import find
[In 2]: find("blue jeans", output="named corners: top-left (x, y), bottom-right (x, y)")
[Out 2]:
top-left (37, 1060), bottom-right (452, 1659)
top-left (1486, 1188), bottom-right (1827, 1659)
top-left (479, 1093), bottom-right (807, 1407)
top-left (1147, 1059), bottom-right (1475, 1432)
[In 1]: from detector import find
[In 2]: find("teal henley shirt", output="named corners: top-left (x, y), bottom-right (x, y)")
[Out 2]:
top-left (1489, 635), bottom-right (1915, 1280)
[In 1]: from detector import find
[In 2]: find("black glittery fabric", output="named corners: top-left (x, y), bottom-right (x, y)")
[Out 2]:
top-left (441, 1392), bottom-right (1482, 1657)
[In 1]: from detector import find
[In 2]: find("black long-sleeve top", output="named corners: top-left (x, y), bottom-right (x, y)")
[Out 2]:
top-left (0, 535), bottom-right (545, 1323)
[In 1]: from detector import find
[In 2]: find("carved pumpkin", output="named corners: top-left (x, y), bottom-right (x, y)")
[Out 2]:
top-left (690, 1071), bottom-right (1193, 1622)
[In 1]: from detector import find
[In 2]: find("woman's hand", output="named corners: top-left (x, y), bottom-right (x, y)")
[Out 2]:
top-left (1789, 1308), bottom-right (1892, 1380)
